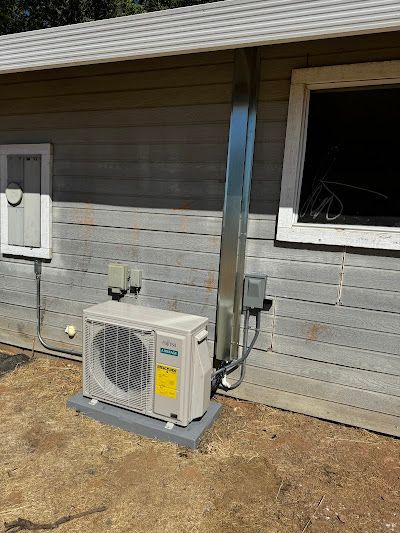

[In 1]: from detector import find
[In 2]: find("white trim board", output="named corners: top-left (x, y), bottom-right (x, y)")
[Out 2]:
top-left (0, 0), bottom-right (399, 75)
top-left (0, 143), bottom-right (52, 259)
top-left (277, 60), bottom-right (400, 251)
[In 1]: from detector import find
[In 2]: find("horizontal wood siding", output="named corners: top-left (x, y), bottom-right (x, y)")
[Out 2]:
top-left (0, 32), bottom-right (399, 436)
top-left (0, 50), bottom-right (232, 361)
top-left (249, 31), bottom-right (400, 436)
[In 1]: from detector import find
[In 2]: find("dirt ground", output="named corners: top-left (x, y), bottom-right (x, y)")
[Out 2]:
top-left (0, 353), bottom-right (399, 533)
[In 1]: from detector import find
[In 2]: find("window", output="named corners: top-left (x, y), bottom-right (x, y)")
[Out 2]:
top-left (0, 144), bottom-right (52, 258)
top-left (277, 61), bottom-right (400, 250)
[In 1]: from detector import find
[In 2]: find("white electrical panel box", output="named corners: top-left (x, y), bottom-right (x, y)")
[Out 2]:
top-left (0, 144), bottom-right (52, 258)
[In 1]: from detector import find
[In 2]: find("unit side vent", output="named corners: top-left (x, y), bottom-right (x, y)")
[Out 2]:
top-left (84, 319), bottom-right (155, 413)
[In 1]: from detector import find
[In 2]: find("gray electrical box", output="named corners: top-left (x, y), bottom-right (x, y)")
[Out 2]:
top-left (130, 269), bottom-right (143, 290)
top-left (243, 273), bottom-right (267, 310)
top-left (7, 155), bottom-right (41, 248)
top-left (108, 263), bottom-right (130, 294)
top-left (1, 144), bottom-right (52, 259)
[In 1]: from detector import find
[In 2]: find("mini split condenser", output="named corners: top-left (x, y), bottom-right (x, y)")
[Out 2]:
top-left (83, 301), bottom-right (212, 426)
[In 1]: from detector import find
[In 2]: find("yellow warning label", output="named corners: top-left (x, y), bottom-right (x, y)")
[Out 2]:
top-left (155, 363), bottom-right (178, 399)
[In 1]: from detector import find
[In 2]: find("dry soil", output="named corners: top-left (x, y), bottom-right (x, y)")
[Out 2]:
top-left (0, 353), bottom-right (399, 533)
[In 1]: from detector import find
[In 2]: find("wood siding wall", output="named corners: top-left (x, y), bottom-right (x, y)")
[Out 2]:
top-left (0, 32), bottom-right (399, 436)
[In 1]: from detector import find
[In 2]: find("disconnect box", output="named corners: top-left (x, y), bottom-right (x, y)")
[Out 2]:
top-left (0, 144), bottom-right (52, 259)
top-left (108, 263), bottom-right (130, 295)
top-left (243, 273), bottom-right (267, 310)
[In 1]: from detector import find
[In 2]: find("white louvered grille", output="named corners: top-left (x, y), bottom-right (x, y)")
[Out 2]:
top-left (83, 318), bottom-right (155, 414)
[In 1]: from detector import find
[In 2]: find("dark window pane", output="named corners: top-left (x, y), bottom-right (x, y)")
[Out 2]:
top-left (298, 86), bottom-right (400, 227)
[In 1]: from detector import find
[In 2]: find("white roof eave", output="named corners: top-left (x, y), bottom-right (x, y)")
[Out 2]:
top-left (0, 0), bottom-right (399, 75)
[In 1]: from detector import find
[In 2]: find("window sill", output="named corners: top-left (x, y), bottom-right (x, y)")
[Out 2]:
top-left (276, 223), bottom-right (400, 250)
top-left (1, 244), bottom-right (52, 259)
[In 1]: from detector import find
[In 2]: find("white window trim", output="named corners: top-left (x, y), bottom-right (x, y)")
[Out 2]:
top-left (0, 143), bottom-right (52, 259)
top-left (277, 60), bottom-right (400, 251)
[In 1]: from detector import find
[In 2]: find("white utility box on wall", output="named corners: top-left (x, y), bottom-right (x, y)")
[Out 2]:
top-left (0, 143), bottom-right (52, 258)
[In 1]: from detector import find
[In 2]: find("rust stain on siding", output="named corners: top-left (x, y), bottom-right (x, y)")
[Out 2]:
top-left (131, 228), bottom-right (140, 244)
top-left (173, 201), bottom-right (193, 210)
top-left (180, 215), bottom-right (189, 233)
top-left (205, 271), bottom-right (216, 292)
top-left (82, 206), bottom-right (94, 226)
top-left (306, 323), bottom-right (326, 342)
top-left (168, 299), bottom-right (178, 312)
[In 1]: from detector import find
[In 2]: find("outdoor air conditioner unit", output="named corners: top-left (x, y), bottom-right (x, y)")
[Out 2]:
top-left (83, 301), bottom-right (212, 427)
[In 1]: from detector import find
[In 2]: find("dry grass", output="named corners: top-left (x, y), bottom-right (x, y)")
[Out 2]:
top-left (0, 355), bottom-right (399, 532)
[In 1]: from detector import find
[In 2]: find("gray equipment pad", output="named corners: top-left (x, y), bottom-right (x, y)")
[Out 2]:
top-left (67, 392), bottom-right (222, 449)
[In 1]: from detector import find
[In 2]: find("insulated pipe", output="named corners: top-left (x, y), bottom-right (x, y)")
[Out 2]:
top-left (214, 47), bottom-right (260, 364)
top-left (211, 308), bottom-right (261, 394)
top-left (35, 260), bottom-right (82, 361)
top-left (214, 309), bottom-right (260, 378)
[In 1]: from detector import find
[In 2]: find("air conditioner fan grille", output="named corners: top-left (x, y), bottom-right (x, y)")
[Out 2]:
top-left (83, 318), bottom-right (155, 413)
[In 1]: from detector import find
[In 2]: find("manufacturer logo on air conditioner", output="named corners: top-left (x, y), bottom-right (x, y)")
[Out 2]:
top-left (160, 347), bottom-right (179, 356)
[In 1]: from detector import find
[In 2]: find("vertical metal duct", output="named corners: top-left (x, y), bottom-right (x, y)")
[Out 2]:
top-left (214, 47), bottom-right (260, 363)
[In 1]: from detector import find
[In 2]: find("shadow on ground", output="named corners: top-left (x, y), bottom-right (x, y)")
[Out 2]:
top-left (0, 352), bottom-right (30, 376)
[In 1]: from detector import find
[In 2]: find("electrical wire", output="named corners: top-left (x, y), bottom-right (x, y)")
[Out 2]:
top-left (35, 260), bottom-right (82, 361)
top-left (213, 308), bottom-right (261, 391)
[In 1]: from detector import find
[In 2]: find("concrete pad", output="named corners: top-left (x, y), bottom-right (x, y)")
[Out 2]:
top-left (67, 392), bottom-right (222, 449)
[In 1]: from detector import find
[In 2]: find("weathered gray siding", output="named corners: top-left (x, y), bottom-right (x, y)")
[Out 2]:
top-left (239, 31), bottom-right (400, 436)
top-left (0, 50), bottom-right (232, 356)
top-left (0, 33), bottom-right (399, 436)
